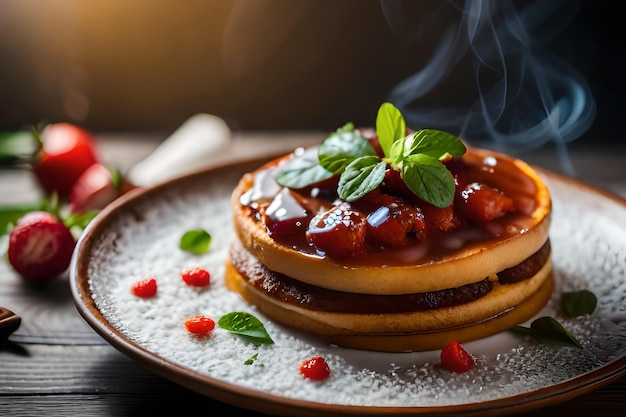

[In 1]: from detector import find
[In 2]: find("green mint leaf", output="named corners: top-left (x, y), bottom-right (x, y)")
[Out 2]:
top-left (318, 129), bottom-right (376, 174)
top-left (511, 316), bottom-right (583, 349)
top-left (111, 168), bottom-right (122, 189)
top-left (401, 154), bottom-right (456, 208)
top-left (64, 210), bottom-right (99, 230)
top-left (0, 131), bottom-right (39, 166)
top-left (274, 103), bottom-right (466, 207)
top-left (0, 204), bottom-right (41, 235)
top-left (218, 312), bottom-right (275, 345)
top-left (375, 102), bottom-right (405, 157)
top-left (179, 229), bottom-right (212, 254)
top-left (562, 290), bottom-right (597, 318)
top-left (274, 149), bottom-right (332, 189)
top-left (244, 353), bottom-right (259, 365)
top-left (335, 122), bottom-right (355, 134)
top-left (337, 156), bottom-right (386, 202)
top-left (403, 129), bottom-right (467, 159)
top-left (388, 134), bottom-right (409, 166)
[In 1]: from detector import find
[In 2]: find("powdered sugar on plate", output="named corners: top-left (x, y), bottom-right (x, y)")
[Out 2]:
top-left (81, 163), bottom-right (626, 409)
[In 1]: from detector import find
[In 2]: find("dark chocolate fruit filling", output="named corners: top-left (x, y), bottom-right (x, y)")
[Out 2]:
top-left (228, 239), bottom-right (550, 314)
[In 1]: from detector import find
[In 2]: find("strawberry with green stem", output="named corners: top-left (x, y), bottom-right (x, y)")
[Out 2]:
top-left (7, 210), bottom-right (76, 283)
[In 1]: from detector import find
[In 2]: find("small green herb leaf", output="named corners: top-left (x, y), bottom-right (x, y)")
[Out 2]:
top-left (334, 122), bottom-right (355, 134)
top-left (376, 102), bottom-right (406, 157)
top-left (179, 229), bottom-right (212, 254)
top-left (244, 353), bottom-right (259, 365)
top-left (403, 129), bottom-right (467, 159)
top-left (562, 289), bottom-right (597, 318)
top-left (273, 102), bottom-right (466, 208)
top-left (337, 156), bottom-right (387, 202)
top-left (0, 130), bottom-right (39, 166)
top-left (0, 204), bottom-right (41, 235)
top-left (218, 312), bottom-right (275, 345)
top-left (318, 129), bottom-right (376, 174)
top-left (64, 210), bottom-right (99, 230)
top-left (511, 316), bottom-right (583, 349)
top-left (274, 150), bottom-right (332, 189)
top-left (401, 154), bottom-right (456, 208)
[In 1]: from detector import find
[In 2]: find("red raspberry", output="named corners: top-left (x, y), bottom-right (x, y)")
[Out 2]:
top-left (181, 267), bottom-right (211, 287)
top-left (184, 315), bottom-right (215, 336)
top-left (130, 277), bottom-right (157, 298)
top-left (439, 341), bottom-right (475, 373)
top-left (298, 356), bottom-right (331, 381)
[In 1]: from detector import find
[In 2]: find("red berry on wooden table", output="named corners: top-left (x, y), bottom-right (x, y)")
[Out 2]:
top-left (7, 211), bottom-right (76, 283)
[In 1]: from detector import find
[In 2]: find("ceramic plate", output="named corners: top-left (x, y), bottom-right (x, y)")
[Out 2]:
top-left (70, 156), bottom-right (626, 416)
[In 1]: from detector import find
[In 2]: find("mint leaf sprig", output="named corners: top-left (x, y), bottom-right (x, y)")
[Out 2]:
top-left (511, 316), bottom-right (583, 349)
top-left (218, 311), bottom-right (275, 345)
top-left (562, 289), bottom-right (597, 318)
top-left (275, 102), bottom-right (466, 208)
top-left (179, 229), bottom-right (212, 254)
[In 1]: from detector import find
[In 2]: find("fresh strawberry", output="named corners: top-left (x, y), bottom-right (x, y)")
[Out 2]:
top-left (34, 123), bottom-right (100, 199)
top-left (439, 341), bottom-right (475, 373)
top-left (7, 211), bottom-right (76, 282)
top-left (68, 163), bottom-right (129, 214)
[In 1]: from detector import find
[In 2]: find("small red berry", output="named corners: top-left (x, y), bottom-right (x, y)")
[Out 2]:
top-left (439, 341), bottom-right (475, 373)
top-left (7, 211), bottom-right (76, 283)
top-left (298, 356), bottom-right (331, 381)
top-left (184, 315), bottom-right (215, 336)
top-left (181, 267), bottom-right (210, 287)
top-left (130, 277), bottom-right (157, 298)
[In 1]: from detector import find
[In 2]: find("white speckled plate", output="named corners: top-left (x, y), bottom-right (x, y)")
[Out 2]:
top-left (70, 156), bottom-right (626, 416)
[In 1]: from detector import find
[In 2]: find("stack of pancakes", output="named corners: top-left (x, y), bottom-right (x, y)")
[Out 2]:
top-left (226, 147), bottom-right (552, 352)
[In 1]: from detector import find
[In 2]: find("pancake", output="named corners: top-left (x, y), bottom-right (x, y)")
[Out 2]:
top-left (225, 114), bottom-right (552, 352)
top-left (225, 240), bottom-right (553, 352)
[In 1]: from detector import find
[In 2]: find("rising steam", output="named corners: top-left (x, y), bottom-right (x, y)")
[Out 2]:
top-left (382, 0), bottom-right (596, 158)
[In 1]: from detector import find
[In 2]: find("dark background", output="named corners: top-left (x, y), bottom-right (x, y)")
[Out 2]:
top-left (0, 0), bottom-right (623, 149)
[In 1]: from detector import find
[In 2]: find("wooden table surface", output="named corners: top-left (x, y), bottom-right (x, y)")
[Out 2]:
top-left (1, 131), bottom-right (625, 416)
